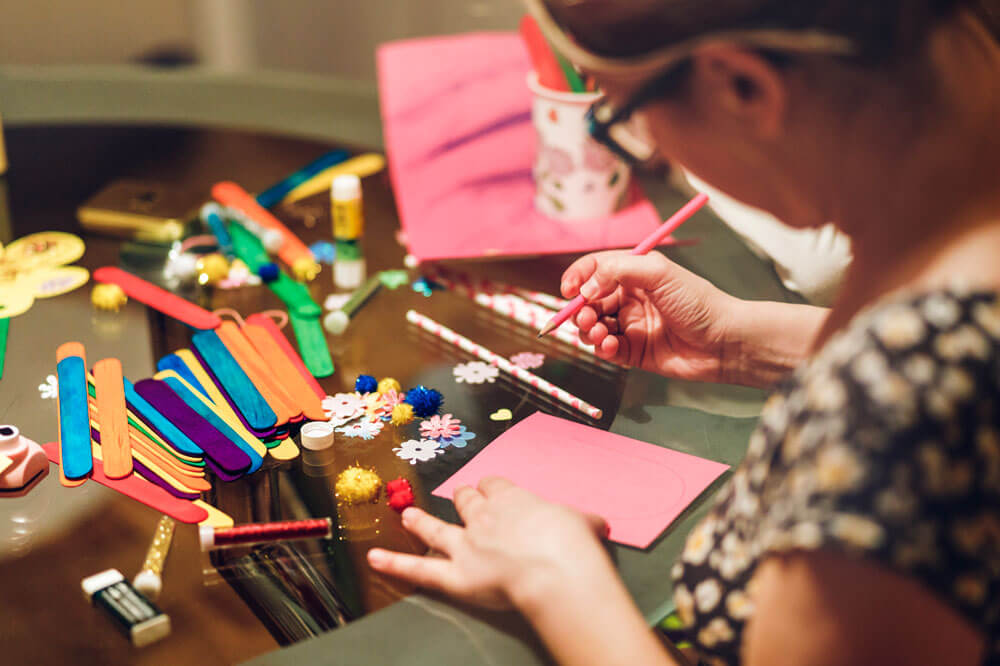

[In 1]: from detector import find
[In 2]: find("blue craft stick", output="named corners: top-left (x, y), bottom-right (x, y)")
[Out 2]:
top-left (57, 355), bottom-right (93, 479)
top-left (191, 329), bottom-right (277, 432)
top-left (200, 203), bottom-right (234, 258)
top-left (157, 353), bottom-right (207, 399)
top-left (161, 376), bottom-right (264, 473)
top-left (123, 377), bottom-right (204, 457)
top-left (255, 150), bottom-right (350, 209)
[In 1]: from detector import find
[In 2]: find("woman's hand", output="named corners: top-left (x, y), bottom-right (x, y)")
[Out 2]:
top-left (561, 250), bottom-right (739, 382)
top-left (367, 477), bottom-right (610, 612)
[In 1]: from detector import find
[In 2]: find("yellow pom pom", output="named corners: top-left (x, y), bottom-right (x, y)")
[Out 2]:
top-left (292, 257), bottom-right (321, 282)
top-left (335, 465), bottom-right (382, 504)
top-left (91, 283), bottom-right (128, 312)
top-left (196, 253), bottom-right (230, 285)
top-left (391, 403), bottom-right (415, 426)
top-left (378, 377), bottom-right (402, 395)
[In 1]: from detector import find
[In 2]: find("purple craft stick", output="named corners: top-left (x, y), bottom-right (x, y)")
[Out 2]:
top-left (91, 428), bottom-right (200, 500)
top-left (189, 347), bottom-right (277, 439)
top-left (133, 379), bottom-right (252, 476)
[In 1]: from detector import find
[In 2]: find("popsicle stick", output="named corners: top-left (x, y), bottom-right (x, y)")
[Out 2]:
top-left (245, 314), bottom-right (325, 400)
top-left (156, 354), bottom-right (207, 399)
top-left (156, 371), bottom-right (265, 473)
top-left (191, 330), bottom-right (277, 432)
top-left (90, 437), bottom-right (205, 497)
top-left (56, 342), bottom-right (92, 483)
top-left (255, 149), bottom-right (350, 209)
top-left (42, 442), bottom-right (208, 524)
top-left (289, 313), bottom-right (334, 378)
top-left (93, 359), bottom-right (131, 478)
top-left (242, 322), bottom-right (326, 420)
top-left (124, 378), bottom-right (204, 457)
top-left (134, 379), bottom-right (253, 476)
top-left (519, 15), bottom-right (570, 91)
top-left (215, 322), bottom-right (299, 424)
top-left (0, 317), bottom-right (8, 379)
top-left (280, 153), bottom-right (386, 204)
top-left (189, 347), bottom-right (277, 439)
top-left (93, 267), bottom-right (221, 330)
top-left (228, 222), bottom-right (321, 317)
top-left (193, 500), bottom-right (235, 529)
top-left (267, 438), bottom-right (300, 462)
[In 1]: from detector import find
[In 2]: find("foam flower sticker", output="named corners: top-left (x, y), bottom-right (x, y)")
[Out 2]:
top-left (419, 413), bottom-right (462, 441)
top-left (510, 352), bottom-right (545, 370)
top-left (453, 361), bottom-right (499, 384)
top-left (438, 426), bottom-right (476, 449)
top-left (38, 374), bottom-right (58, 400)
top-left (323, 392), bottom-right (366, 425)
top-left (336, 419), bottom-right (384, 441)
top-left (364, 392), bottom-right (392, 421)
top-left (393, 439), bottom-right (444, 465)
top-left (380, 389), bottom-right (407, 413)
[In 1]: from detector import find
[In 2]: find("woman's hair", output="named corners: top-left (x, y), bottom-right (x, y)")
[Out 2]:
top-left (545, 0), bottom-right (1000, 65)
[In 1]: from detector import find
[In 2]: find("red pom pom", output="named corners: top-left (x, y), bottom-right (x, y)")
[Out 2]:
top-left (388, 488), bottom-right (415, 513)
top-left (385, 478), bottom-right (412, 496)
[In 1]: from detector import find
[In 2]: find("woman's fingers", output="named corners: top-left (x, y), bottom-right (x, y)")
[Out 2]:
top-left (367, 548), bottom-right (461, 591)
top-left (453, 485), bottom-right (487, 524)
top-left (582, 512), bottom-right (611, 539)
top-left (478, 476), bottom-right (515, 497)
top-left (400, 507), bottom-right (463, 554)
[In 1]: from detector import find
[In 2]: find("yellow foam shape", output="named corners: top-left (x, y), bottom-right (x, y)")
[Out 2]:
top-left (281, 153), bottom-right (386, 204)
top-left (193, 500), bottom-right (234, 529)
top-left (268, 438), bottom-right (299, 461)
top-left (154, 369), bottom-right (267, 460)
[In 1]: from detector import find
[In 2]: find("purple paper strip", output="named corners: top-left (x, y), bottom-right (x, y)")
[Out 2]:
top-left (91, 428), bottom-right (201, 500)
top-left (189, 347), bottom-right (277, 439)
top-left (133, 379), bottom-right (252, 476)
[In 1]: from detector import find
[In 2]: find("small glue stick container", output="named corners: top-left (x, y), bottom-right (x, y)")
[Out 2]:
top-left (81, 569), bottom-right (171, 648)
top-left (331, 174), bottom-right (366, 289)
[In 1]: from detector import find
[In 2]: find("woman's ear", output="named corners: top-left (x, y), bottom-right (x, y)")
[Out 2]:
top-left (688, 44), bottom-right (788, 139)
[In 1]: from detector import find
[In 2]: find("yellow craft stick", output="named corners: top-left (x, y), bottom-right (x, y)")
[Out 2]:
top-left (280, 153), bottom-right (386, 204)
top-left (193, 500), bottom-right (235, 529)
top-left (267, 438), bottom-right (300, 462)
top-left (90, 440), bottom-right (207, 495)
top-left (153, 369), bottom-right (267, 461)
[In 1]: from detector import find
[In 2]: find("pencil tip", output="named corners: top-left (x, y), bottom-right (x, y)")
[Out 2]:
top-left (537, 323), bottom-right (553, 338)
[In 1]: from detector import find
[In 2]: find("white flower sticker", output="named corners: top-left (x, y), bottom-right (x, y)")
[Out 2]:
top-left (452, 361), bottom-right (500, 384)
top-left (38, 375), bottom-right (58, 400)
top-left (393, 439), bottom-right (444, 465)
top-left (323, 392), bottom-right (366, 425)
top-left (336, 418), bottom-right (384, 440)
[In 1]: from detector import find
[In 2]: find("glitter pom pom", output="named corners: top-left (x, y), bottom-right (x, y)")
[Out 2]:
top-left (378, 377), bottom-right (402, 395)
top-left (403, 385), bottom-right (443, 417)
top-left (390, 403), bottom-right (415, 426)
top-left (355, 374), bottom-right (378, 394)
top-left (335, 466), bottom-right (382, 504)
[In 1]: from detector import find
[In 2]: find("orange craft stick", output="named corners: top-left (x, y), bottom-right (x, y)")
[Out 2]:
top-left (245, 313), bottom-right (326, 401)
top-left (242, 321), bottom-right (326, 421)
top-left (212, 181), bottom-right (320, 281)
top-left (93, 358), bottom-right (132, 479)
top-left (215, 322), bottom-right (300, 424)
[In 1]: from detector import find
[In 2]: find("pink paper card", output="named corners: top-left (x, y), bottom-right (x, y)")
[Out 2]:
top-left (433, 412), bottom-right (729, 549)
top-left (377, 33), bottom-right (669, 262)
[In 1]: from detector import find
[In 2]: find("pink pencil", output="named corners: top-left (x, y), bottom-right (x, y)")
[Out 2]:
top-left (538, 192), bottom-right (709, 337)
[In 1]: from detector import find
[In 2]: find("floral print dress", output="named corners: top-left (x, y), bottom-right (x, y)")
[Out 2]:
top-left (671, 288), bottom-right (1000, 664)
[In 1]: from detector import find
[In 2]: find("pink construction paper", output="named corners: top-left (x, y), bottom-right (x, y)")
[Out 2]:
top-left (433, 412), bottom-right (729, 549)
top-left (377, 33), bottom-right (668, 262)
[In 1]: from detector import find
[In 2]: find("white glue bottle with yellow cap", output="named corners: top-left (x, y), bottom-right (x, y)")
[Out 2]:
top-left (331, 174), bottom-right (366, 289)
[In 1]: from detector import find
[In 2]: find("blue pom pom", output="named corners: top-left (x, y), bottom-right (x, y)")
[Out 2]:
top-left (258, 262), bottom-right (280, 283)
top-left (355, 374), bottom-right (378, 394)
top-left (403, 385), bottom-right (443, 417)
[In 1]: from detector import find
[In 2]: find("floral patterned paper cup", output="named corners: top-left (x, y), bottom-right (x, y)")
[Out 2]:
top-left (528, 72), bottom-right (631, 221)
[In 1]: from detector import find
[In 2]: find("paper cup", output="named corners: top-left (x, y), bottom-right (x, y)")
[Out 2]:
top-left (528, 73), bottom-right (631, 221)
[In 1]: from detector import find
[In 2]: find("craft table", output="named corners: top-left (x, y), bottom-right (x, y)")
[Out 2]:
top-left (0, 66), bottom-right (796, 665)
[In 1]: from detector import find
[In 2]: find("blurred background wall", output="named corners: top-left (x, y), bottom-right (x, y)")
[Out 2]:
top-left (0, 0), bottom-right (522, 80)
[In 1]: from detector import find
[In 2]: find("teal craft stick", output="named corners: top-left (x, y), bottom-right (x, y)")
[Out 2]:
top-left (0, 317), bottom-right (7, 379)
top-left (57, 354), bottom-right (93, 479)
top-left (255, 150), bottom-right (350, 209)
top-left (289, 313), bottom-right (334, 378)
top-left (123, 377), bottom-right (204, 457)
top-left (161, 376), bottom-right (263, 473)
top-left (191, 330), bottom-right (277, 432)
top-left (156, 354), bottom-right (208, 399)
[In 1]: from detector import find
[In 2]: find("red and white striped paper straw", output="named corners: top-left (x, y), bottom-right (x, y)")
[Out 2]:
top-left (472, 293), bottom-right (598, 356)
top-left (426, 268), bottom-right (569, 311)
top-left (406, 310), bottom-right (603, 420)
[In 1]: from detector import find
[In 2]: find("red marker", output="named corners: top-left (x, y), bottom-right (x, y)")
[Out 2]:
top-left (538, 192), bottom-right (709, 337)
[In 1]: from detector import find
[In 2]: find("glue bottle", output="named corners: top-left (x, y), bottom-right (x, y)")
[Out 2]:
top-left (331, 174), bottom-right (366, 289)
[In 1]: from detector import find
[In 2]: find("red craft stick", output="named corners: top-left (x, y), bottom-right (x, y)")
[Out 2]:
top-left (519, 15), bottom-right (570, 91)
top-left (42, 442), bottom-right (208, 524)
top-left (94, 267), bottom-right (221, 330)
top-left (245, 313), bottom-right (325, 401)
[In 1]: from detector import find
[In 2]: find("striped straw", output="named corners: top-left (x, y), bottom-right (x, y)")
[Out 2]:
top-left (426, 267), bottom-right (569, 311)
top-left (472, 293), bottom-right (598, 356)
top-left (406, 310), bottom-right (603, 420)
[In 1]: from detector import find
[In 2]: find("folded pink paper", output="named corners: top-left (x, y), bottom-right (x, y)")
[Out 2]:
top-left (433, 412), bottom-right (729, 549)
top-left (377, 33), bottom-right (671, 262)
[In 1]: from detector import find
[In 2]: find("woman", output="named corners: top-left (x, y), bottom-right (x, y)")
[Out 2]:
top-left (368, 0), bottom-right (1000, 663)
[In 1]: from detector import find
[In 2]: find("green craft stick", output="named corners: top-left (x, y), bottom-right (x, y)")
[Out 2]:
top-left (229, 220), bottom-right (321, 317)
top-left (289, 312), bottom-right (334, 378)
top-left (0, 317), bottom-right (7, 379)
top-left (552, 47), bottom-right (585, 93)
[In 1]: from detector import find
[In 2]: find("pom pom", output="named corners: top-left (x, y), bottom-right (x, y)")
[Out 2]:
top-left (377, 377), bottom-right (401, 395)
top-left (91, 283), bottom-right (128, 312)
top-left (196, 253), bottom-right (230, 286)
top-left (403, 385), bottom-right (443, 418)
top-left (390, 403), bottom-right (415, 426)
top-left (385, 478), bottom-right (412, 496)
top-left (388, 488), bottom-right (415, 513)
top-left (262, 229), bottom-right (285, 253)
top-left (292, 256), bottom-right (321, 282)
top-left (355, 374), bottom-right (378, 394)
top-left (334, 466), bottom-right (382, 504)
top-left (258, 262), bottom-right (280, 283)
